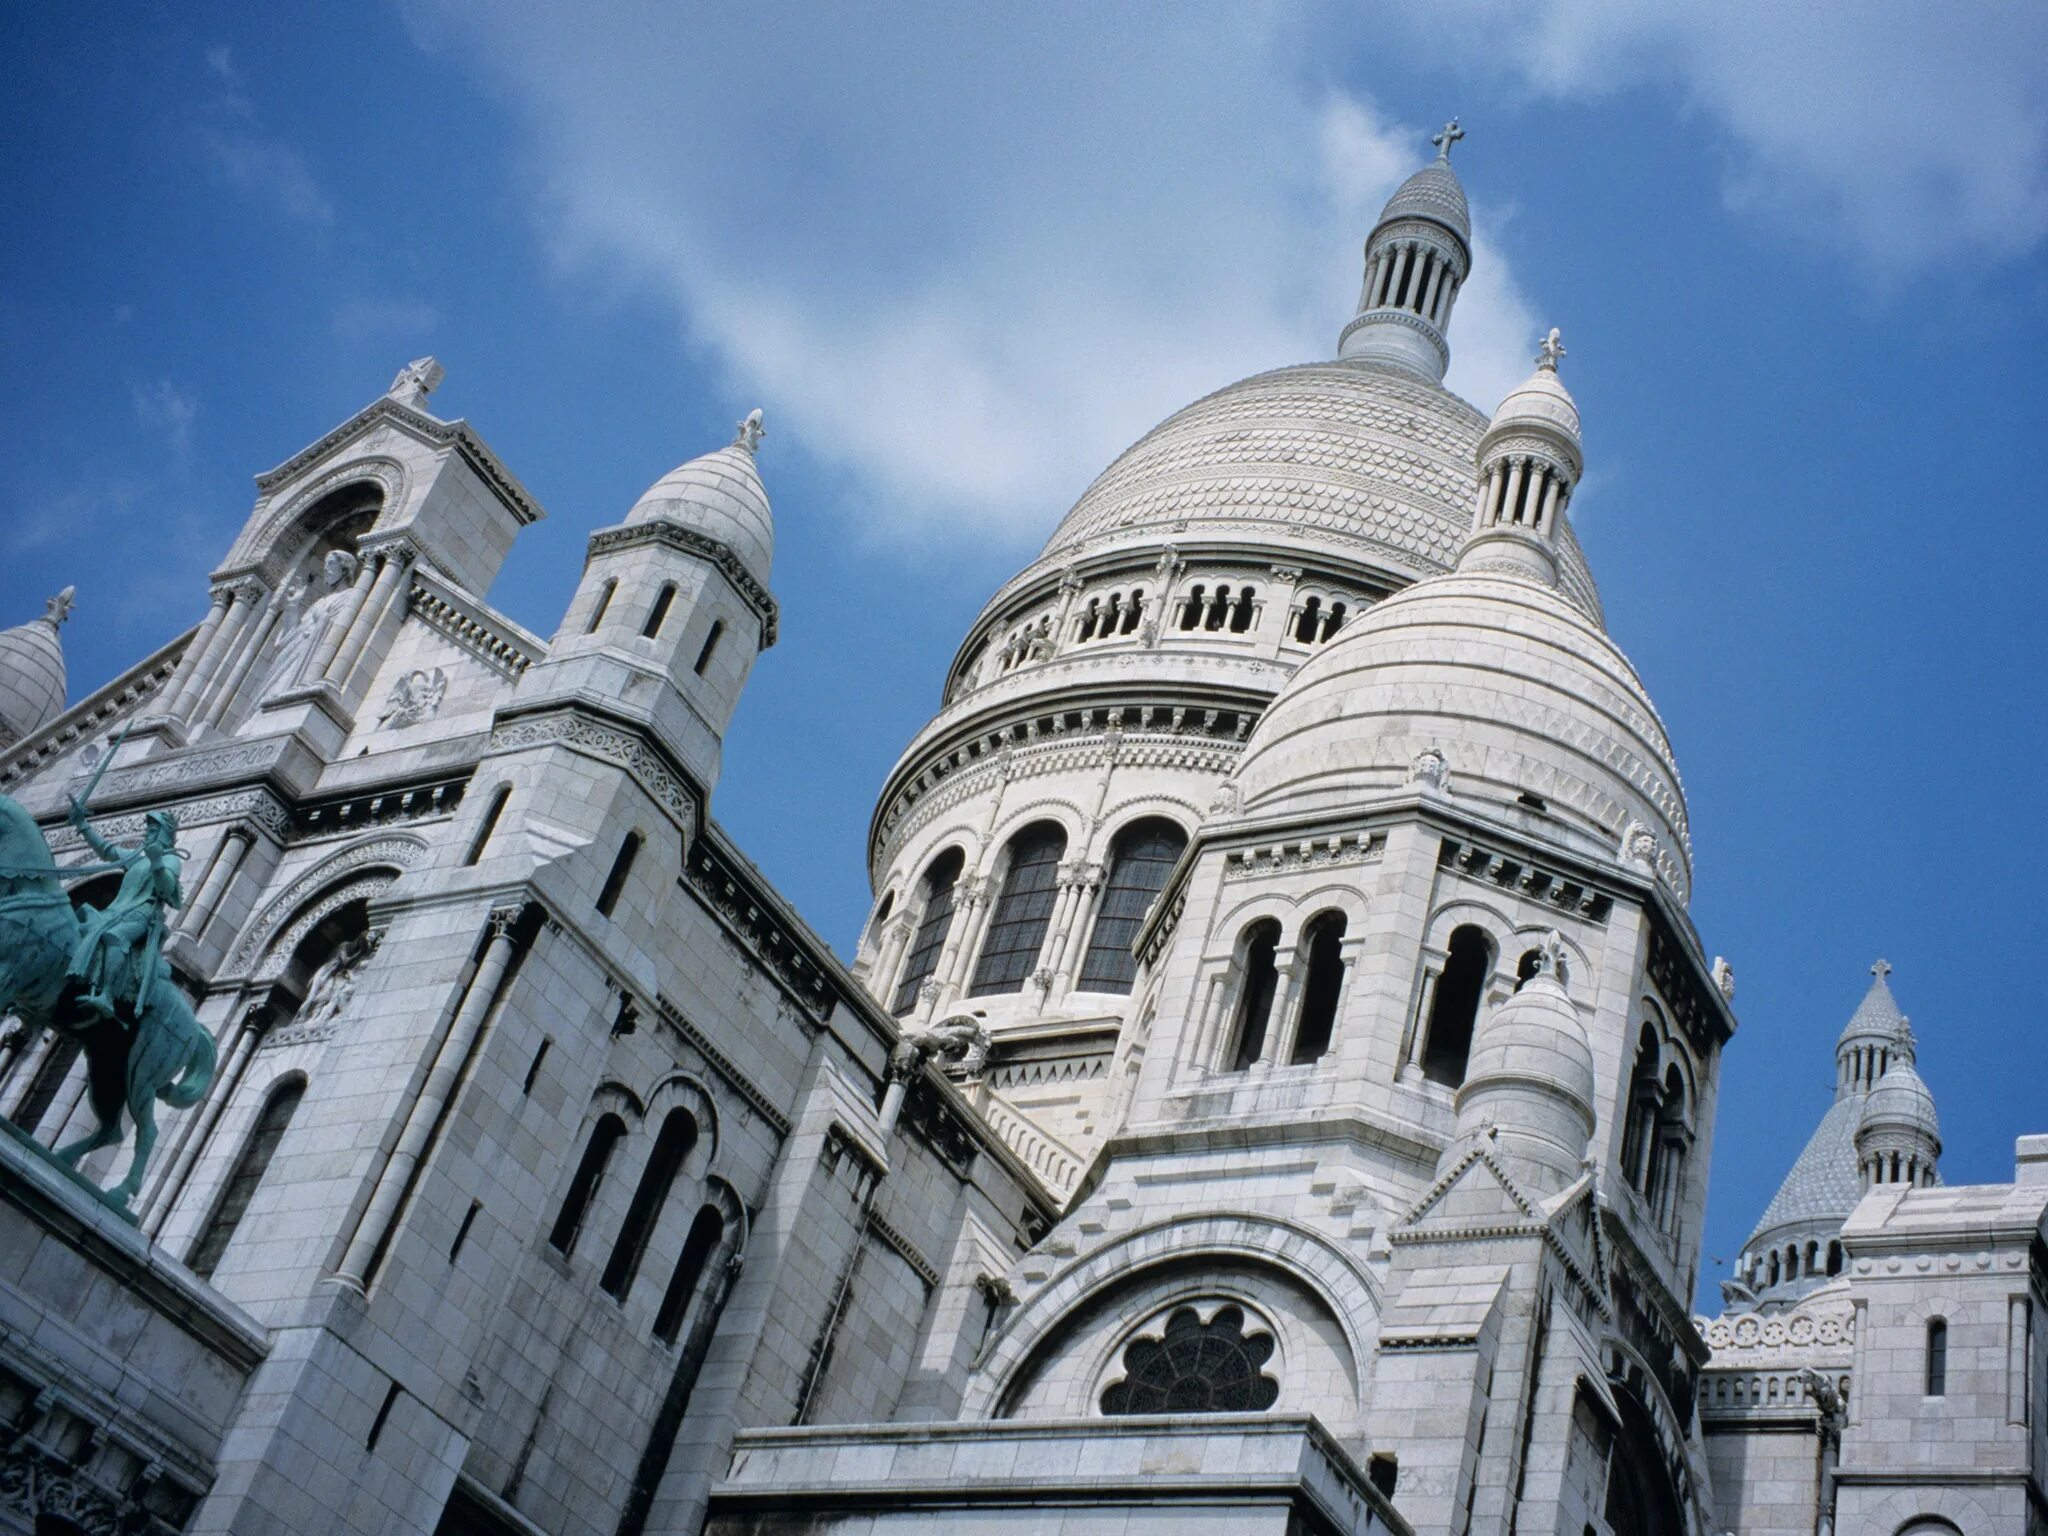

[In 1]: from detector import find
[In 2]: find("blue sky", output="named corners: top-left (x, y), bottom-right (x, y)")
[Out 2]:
top-left (4, 3), bottom-right (2045, 1307)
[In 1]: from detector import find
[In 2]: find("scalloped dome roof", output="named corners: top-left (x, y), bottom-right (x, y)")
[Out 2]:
top-left (1228, 569), bottom-right (1691, 899)
top-left (1487, 364), bottom-right (1582, 450)
top-left (1861, 1059), bottom-right (1941, 1143)
top-left (1377, 160), bottom-right (1471, 247)
top-left (1035, 361), bottom-right (1601, 618)
top-left (626, 427), bottom-right (773, 583)
top-left (0, 589), bottom-right (70, 746)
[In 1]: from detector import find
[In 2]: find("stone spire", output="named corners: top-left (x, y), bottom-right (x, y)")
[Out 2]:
top-left (0, 585), bottom-right (73, 748)
top-left (1337, 122), bottom-right (1473, 382)
top-left (625, 410), bottom-right (775, 583)
top-left (1454, 330), bottom-right (1584, 588)
top-left (1835, 959), bottom-right (1914, 1096)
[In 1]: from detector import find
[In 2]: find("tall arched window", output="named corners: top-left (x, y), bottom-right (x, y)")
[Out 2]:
top-left (1925, 1318), bottom-right (1948, 1396)
top-left (1421, 926), bottom-right (1491, 1086)
top-left (601, 1109), bottom-right (697, 1300)
top-left (891, 848), bottom-right (964, 1016)
top-left (189, 1077), bottom-right (306, 1280)
top-left (586, 578), bottom-right (617, 633)
top-left (596, 831), bottom-right (641, 918)
top-left (463, 784), bottom-right (511, 867)
top-left (1289, 911), bottom-right (1348, 1064)
top-left (1620, 1026), bottom-right (1662, 1190)
top-left (1229, 919), bottom-right (1283, 1070)
top-left (653, 1204), bottom-right (727, 1345)
top-left (548, 1112), bottom-right (627, 1256)
top-left (1077, 820), bottom-right (1187, 994)
top-left (693, 619), bottom-right (725, 676)
top-left (970, 823), bottom-right (1068, 995)
top-left (642, 583), bottom-right (677, 638)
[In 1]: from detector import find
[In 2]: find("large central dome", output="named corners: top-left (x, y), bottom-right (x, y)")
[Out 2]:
top-left (1035, 359), bottom-right (1602, 619)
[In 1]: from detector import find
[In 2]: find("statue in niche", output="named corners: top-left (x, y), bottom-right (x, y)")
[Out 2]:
top-left (258, 549), bottom-right (359, 701)
top-left (377, 666), bottom-right (447, 729)
top-left (293, 933), bottom-right (375, 1033)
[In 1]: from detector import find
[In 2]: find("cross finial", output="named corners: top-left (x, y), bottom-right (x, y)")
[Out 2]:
top-left (1536, 327), bottom-right (1566, 371)
top-left (1871, 958), bottom-right (1892, 981)
top-left (1432, 118), bottom-right (1465, 162)
top-left (43, 586), bottom-right (74, 628)
top-left (733, 407), bottom-right (766, 454)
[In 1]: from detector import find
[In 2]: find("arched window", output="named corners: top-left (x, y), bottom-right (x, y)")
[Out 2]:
top-left (642, 583), bottom-right (677, 638)
top-left (1620, 1026), bottom-right (1662, 1191)
top-left (1421, 926), bottom-right (1491, 1087)
top-left (189, 1077), bottom-right (306, 1280)
top-left (463, 784), bottom-right (511, 867)
top-left (1925, 1318), bottom-right (1948, 1397)
top-left (601, 1109), bottom-right (697, 1300)
top-left (1290, 911), bottom-right (1348, 1064)
top-left (1179, 585), bottom-right (1206, 631)
top-left (1767, 1252), bottom-right (1780, 1286)
top-left (891, 848), bottom-right (965, 1016)
top-left (1229, 919), bottom-right (1283, 1070)
top-left (1120, 590), bottom-right (1145, 634)
top-left (1514, 949), bottom-right (1542, 991)
top-left (1077, 597), bottom-right (1100, 642)
top-left (1826, 1240), bottom-right (1844, 1276)
top-left (1323, 601), bottom-right (1348, 639)
top-left (596, 831), bottom-right (641, 918)
top-left (1099, 1305), bottom-right (1279, 1415)
top-left (1227, 585), bottom-right (1255, 633)
top-left (548, 1112), bottom-right (627, 1256)
top-left (653, 1204), bottom-right (727, 1345)
top-left (693, 619), bottom-right (725, 676)
top-left (1293, 596), bottom-right (1322, 643)
top-left (970, 823), bottom-right (1067, 995)
top-left (1077, 820), bottom-right (1187, 994)
top-left (586, 577), bottom-right (617, 633)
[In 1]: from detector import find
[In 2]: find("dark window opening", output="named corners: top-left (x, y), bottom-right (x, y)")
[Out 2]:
top-left (1368, 1454), bottom-right (1398, 1499)
top-left (891, 848), bottom-right (965, 1015)
top-left (1515, 949), bottom-right (1542, 991)
top-left (1100, 1305), bottom-right (1279, 1415)
top-left (601, 1109), bottom-right (697, 1300)
top-left (449, 1201), bottom-right (481, 1264)
top-left (1926, 1319), bottom-right (1947, 1396)
top-left (1077, 820), bottom-right (1186, 994)
top-left (1517, 791), bottom-right (1548, 812)
top-left (522, 1039), bottom-right (551, 1096)
top-left (1229, 919), bottom-right (1283, 1070)
top-left (1290, 911), bottom-right (1348, 1063)
top-left (586, 577), bottom-right (617, 633)
top-left (642, 583), bottom-right (677, 638)
top-left (548, 1112), bottom-right (626, 1256)
top-left (1826, 1240), bottom-right (1844, 1276)
top-left (463, 785), bottom-right (511, 867)
top-left (1179, 585), bottom-right (1206, 631)
top-left (970, 823), bottom-right (1067, 995)
top-left (1294, 596), bottom-right (1322, 644)
top-left (693, 619), bottom-right (724, 676)
top-left (1421, 925), bottom-right (1491, 1086)
top-left (366, 1383), bottom-right (402, 1452)
top-left (596, 832), bottom-right (641, 918)
top-left (653, 1204), bottom-right (726, 1344)
top-left (189, 1077), bottom-right (306, 1280)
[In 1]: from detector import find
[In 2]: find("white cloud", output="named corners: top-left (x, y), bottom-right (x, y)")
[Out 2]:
top-left (204, 44), bottom-right (237, 83)
top-left (400, 1), bottom-right (1545, 548)
top-left (1379, 2), bottom-right (2048, 284)
top-left (202, 129), bottom-right (335, 227)
top-left (131, 379), bottom-right (198, 457)
top-left (332, 297), bottom-right (442, 344)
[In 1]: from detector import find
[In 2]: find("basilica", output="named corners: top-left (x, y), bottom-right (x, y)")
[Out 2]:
top-left (0, 130), bottom-right (2041, 1536)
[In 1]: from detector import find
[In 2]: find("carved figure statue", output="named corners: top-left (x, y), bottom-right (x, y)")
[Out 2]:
top-left (295, 934), bottom-right (374, 1032)
top-left (1620, 818), bottom-right (1658, 868)
top-left (259, 550), bottom-right (359, 700)
top-left (1711, 956), bottom-right (1736, 1001)
top-left (0, 785), bottom-right (216, 1208)
top-left (892, 1009), bottom-right (991, 1081)
top-left (64, 802), bottom-right (185, 1025)
top-left (733, 407), bottom-right (766, 453)
top-left (377, 666), bottom-right (448, 729)
top-left (1208, 779), bottom-right (1243, 818)
top-left (1409, 745), bottom-right (1451, 794)
top-left (1536, 327), bottom-right (1566, 372)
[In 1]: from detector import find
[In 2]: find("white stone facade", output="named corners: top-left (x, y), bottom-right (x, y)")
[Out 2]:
top-left (1, 139), bottom-right (2041, 1536)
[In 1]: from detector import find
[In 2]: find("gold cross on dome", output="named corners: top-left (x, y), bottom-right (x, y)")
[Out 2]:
top-left (1433, 119), bottom-right (1465, 161)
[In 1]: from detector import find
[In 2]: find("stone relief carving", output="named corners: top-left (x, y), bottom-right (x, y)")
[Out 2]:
top-left (258, 550), bottom-right (358, 702)
top-left (377, 667), bottom-right (448, 729)
top-left (1409, 745), bottom-right (1451, 794)
top-left (489, 709), bottom-right (699, 828)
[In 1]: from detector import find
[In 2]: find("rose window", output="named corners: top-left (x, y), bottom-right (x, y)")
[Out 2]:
top-left (1099, 1303), bottom-right (1280, 1415)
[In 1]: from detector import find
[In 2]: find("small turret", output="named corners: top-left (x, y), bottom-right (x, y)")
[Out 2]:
top-left (1457, 329), bottom-right (1582, 590)
top-left (1449, 932), bottom-right (1596, 1197)
top-left (1338, 120), bottom-right (1473, 382)
top-left (1834, 958), bottom-right (1913, 1095)
top-left (0, 587), bottom-right (73, 749)
top-left (1857, 1055), bottom-right (1941, 1190)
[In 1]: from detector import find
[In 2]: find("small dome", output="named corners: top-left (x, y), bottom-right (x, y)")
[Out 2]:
top-left (0, 588), bottom-right (72, 746)
top-left (1860, 1059), bottom-right (1941, 1144)
top-left (1484, 345), bottom-right (1582, 459)
top-left (1837, 963), bottom-right (1910, 1049)
top-left (625, 410), bottom-right (774, 582)
top-left (1229, 569), bottom-right (1691, 898)
top-left (1375, 160), bottom-right (1471, 250)
top-left (1458, 967), bottom-right (1596, 1117)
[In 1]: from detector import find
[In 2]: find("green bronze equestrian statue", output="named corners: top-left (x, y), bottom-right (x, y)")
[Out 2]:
top-left (0, 744), bottom-right (215, 1212)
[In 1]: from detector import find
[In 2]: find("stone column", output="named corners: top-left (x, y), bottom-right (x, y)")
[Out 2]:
top-left (159, 588), bottom-right (232, 715)
top-left (1258, 946), bottom-right (1304, 1067)
top-left (1535, 472), bottom-right (1564, 532)
top-left (328, 542), bottom-right (414, 693)
top-left (870, 915), bottom-right (915, 1004)
top-left (192, 579), bottom-right (279, 729)
top-left (1501, 457), bottom-right (1528, 527)
top-left (334, 904), bottom-right (524, 1289)
top-left (179, 828), bottom-right (253, 944)
top-left (178, 583), bottom-right (260, 723)
top-left (202, 598), bottom-right (287, 729)
top-left (142, 1000), bottom-right (265, 1233)
top-left (1420, 255), bottom-right (1448, 324)
top-left (1385, 245), bottom-right (1413, 310)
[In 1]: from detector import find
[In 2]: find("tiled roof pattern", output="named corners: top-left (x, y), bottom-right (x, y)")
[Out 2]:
top-left (1748, 1093), bottom-right (1867, 1244)
top-left (1837, 973), bottom-right (1909, 1044)
top-left (1379, 162), bottom-right (1471, 242)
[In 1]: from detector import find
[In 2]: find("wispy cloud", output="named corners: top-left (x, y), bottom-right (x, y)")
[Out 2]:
top-left (131, 378), bottom-right (198, 457)
top-left (402, 3), bottom-right (1547, 549)
top-left (331, 297), bottom-right (441, 344)
top-left (198, 45), bottom-right (335, 227)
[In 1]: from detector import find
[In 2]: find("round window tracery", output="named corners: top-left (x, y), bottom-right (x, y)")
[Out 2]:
top-left (1099, 1303), bottom-right (1280, 1415)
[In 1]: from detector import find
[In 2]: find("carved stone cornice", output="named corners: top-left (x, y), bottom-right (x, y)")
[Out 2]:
top-left (43, 787), bottom-right (292, 853)
top-left (652, 995), bottom-right (794, 1137)
top-left (683, 837), bottom-right (835, 1025)
top-left (866, 1208), bottom-right (941, 1289)
top-left (407, 575), bottom-right (537, 678)
top-left (586, 520), bottom-right (779, 647)
top-left (1437, 835), bottom-right (1616, 923)
top-left (486, 707), bottom-right (700, 832)
top-left (1222, 830), bottom-right (1384, 881)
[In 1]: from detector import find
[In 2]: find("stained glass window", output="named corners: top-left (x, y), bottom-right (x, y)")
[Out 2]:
top-left (1099, 1304), bottom-right (1280, 1415)
top-left (1077, 820), bottom-right (1186, 994)
top-left (970, 823), bottom-right (1066, 995)
top-left (891, 848), bottom-right (965, 1015)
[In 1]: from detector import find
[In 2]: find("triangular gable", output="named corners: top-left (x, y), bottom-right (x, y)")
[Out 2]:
top-left (1400, 1140), bottom-right (1540, 1231)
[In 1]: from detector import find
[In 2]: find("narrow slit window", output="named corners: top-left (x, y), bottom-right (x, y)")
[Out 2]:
top-left (596, 832), bottom-right (641, 918)
top-left (464, 785), bottom-right (511, 868)
top-left (653, 1204), bottom-right (727, 1344)
top-left (1420, 926), bottom-right (1491, 1087)
top-left (693, 619), bottom-right (725, 676)
top-left (548, 1113), bottom-right (626, 1256)
top-left (1926, 1318), bottom-right (1948, 1396)
top-left (601, 1109), bottom-right (697, 1300)
top-left (1229, 919), bottom-right (1283, 1070)
top-left (1290, 911), bottom-right (1347, 1063)
top-left (586, 578), bottom-right (617, 633)
top-left (642, 583), bottom-right (677, 638)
